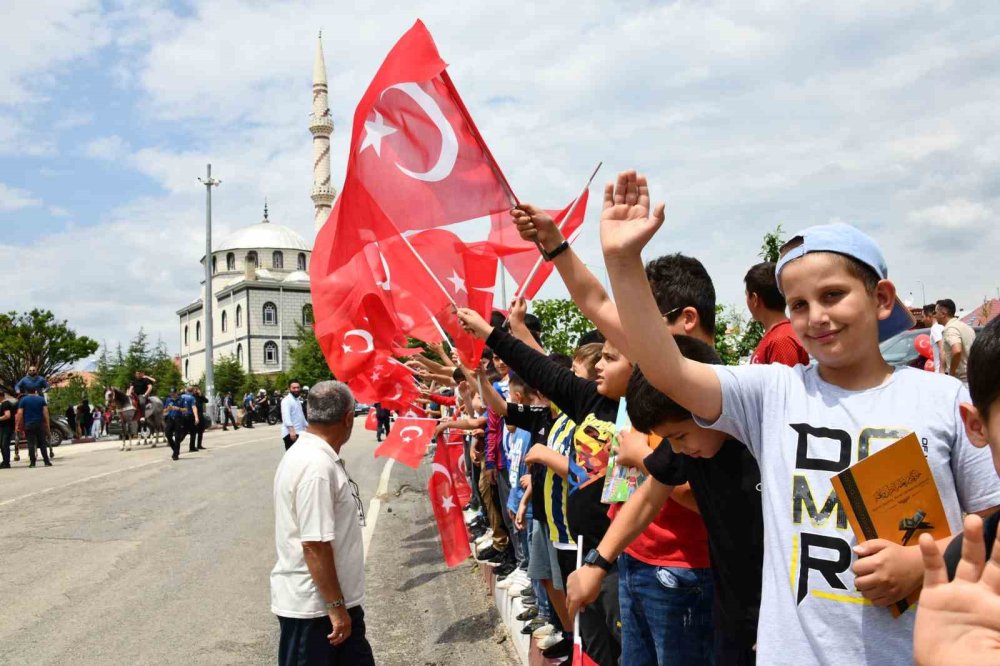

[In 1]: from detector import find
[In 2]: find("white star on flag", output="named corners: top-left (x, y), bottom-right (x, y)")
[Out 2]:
top-left (359, 111), bottom-right (397, 156)
top-left (342, 344), bottom-right (353, 353)
top-left (446, 270), bottom-right (467, 294)
top-left (441, 495), bottom-right (456, 510)
top-left (402, 436), bottom-right (412, 443)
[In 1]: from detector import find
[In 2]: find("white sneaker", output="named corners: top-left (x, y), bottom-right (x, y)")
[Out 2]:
top-left (475, 536), bottom-right (493, 553)
top-left (533, 623), bottom-right (555, 639)
top-left (496, 574), bottom-right (515, 589)
top-left (538, 632), bottom-right (563, 649)
top-left (507, 582), bottom-right (529, 598)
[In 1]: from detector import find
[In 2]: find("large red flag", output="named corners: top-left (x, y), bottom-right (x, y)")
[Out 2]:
top-left (441, 438), bottom-right (472, 509)
top-left (488, 190), bottom-right (589, 300)
top-left (428, 437), bottom-right (471, 566)
top-left (373, 417), bottom-right (436, 469)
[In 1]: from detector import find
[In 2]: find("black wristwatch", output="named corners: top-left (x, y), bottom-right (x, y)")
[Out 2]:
top-left (583, 548), bottom-right (612, 572)
top-left (542, 239), bottom-right (570, 262)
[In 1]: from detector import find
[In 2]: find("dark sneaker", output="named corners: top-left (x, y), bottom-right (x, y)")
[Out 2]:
top-left (521, 618), bottom-right (546, 634)
top-left (495, 560), bottom-right (517, 578)
top-left (44, 461), bottom-right (53, 467)
top-left (542, 636), bottom-right (573, 659)
top-left (475, 546), bottom-right (501, 563)
top-left (515, 607), bottom-right (538, 622)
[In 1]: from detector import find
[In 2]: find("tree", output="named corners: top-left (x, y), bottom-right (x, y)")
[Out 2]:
top-left (531, 298), bottom-right (594, 356)
top-left (48, 374), bottom-right (93, 416)
top-left (0, 309), bottom-right (99, 394)
top-left (213, 354), bottom-right (247, 397)
top-left (148, 339), bottom-right (182, 393)
top-left (288, 322), bottom-right (334, 386)
top-left (737, 224), bottom-right (787, 356)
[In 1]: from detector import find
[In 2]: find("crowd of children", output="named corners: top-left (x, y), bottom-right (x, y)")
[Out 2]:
top-left (412, 170), bottom-right (1000, 666)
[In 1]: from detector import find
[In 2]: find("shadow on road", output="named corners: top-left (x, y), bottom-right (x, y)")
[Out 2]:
top-left (397, 569), bottom-right (446, 593)
top-left (435, 611), bottom-right (498, 645)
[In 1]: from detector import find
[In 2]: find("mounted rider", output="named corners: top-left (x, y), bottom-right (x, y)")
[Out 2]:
top-left (127, 371), bottom-right (156, 412)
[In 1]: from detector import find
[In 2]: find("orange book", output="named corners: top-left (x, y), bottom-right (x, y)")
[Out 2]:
top-left (831, 432), bottom-right (950, 617)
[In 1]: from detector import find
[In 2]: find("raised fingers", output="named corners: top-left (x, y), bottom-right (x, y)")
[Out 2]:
top-left (624, 170), bottom-right (639, 205)
top-left (979, 521), bottom-right (1000, 593)
top-left (602, 182), bottom-right (614, 210)
top-left (955, 514), bottom-right (987, 583)
top-left (613, 171), bottom-right (628, 205)
top-left (919, 532), bottom-right (948, 589)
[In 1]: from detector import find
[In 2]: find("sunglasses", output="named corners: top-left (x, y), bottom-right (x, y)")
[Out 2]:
top-left (340, 461), bottom-right (367, 528)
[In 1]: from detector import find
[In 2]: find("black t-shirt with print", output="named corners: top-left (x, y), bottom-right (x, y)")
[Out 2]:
top-left (505, 403), bottom-right (555, 521)
top-left (644, 439), bottom-right (764, 647)
top-left (487, 328), bottom-right (619, 552)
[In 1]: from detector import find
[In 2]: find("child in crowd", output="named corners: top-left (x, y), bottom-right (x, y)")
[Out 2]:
top-left (915, 315), bottom-right (1000, 666)
top-left (599, 169), bottom-right (1000, 665)
top-left (744, 261), bottom-right (810, 366)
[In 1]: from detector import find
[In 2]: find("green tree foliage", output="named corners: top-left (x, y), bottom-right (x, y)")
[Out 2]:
top-left (93, 330), bottom-right (181, 395)
top-left (213, 354), bottom-right (247, 397)
top-left (530, 298), bottom-right (594, 356)
top-left (287, 322), bottom-right (334, 386)
top-left (47, 374), bottom-right (95, 416)
top-left (0, 309), bottom-right (99, 394)
top-left (736, 225), bottom-right (788, 356)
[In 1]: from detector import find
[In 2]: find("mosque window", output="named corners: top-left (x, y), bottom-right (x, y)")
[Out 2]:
top-left (236, 305), bottom-right (242, 328)
top-left (184, 325), bottom-right (189, 346)
top-left (263, 302), bottom-right (278, 325)
top-left (226, 252), bottom-right (236, 271)
top-left (302, 304), bottom-right (313, 325)
top-left (273, 251), bottom-right (284, 269)
top-left (195, 321), bottom-right (201, 342)
top-left (297, 253), bottom-right (307, 271)
top-left (237, 343), bottom-right (243, 365)
top-left (221, 310), bottom-right (228, 332)
top-left (247, 251), bottom-right (258, 268)
top-left (212, 256), bottom-right (217, 274)
top-left (264, 341), bottom-right (278, 365)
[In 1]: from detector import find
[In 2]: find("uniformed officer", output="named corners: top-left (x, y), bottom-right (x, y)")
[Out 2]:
top-left (179, 386), bottom-right (201, 453)
top-left (162, 387), bottom-right (186, 460)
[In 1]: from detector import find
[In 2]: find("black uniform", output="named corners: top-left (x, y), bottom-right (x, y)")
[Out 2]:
top-left (222, 394), bottom-right (238, 430)
top-left (162, 395), bottom-right (186, 459)
top-left (193, 393), bottom-right (208, 450)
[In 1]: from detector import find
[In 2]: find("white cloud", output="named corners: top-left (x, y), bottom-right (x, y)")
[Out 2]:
top-left (909, 199), bottom-right (992, 231)
top-left (84, 135), bottom-right (131, 161)
top-left (0, 183), bottom-right (41, 211)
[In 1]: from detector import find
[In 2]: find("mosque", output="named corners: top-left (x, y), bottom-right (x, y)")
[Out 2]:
top-left (176, 35), bottom-right (334, 383)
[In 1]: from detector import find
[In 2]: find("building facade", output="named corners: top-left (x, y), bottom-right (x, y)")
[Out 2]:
top-left (176, 35), bottom-right (332, 383)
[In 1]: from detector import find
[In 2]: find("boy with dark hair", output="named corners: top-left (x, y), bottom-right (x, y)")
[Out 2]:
top-left (601, 169), bottom-right (1000, 665)
top-left (744, 261), bottom-right (809, 367)
top-left (914, 315), bottom-right (1000, 666)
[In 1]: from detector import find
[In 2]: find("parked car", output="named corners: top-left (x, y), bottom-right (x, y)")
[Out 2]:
top-left (48, 416), bottom-right (74, 447)
top-left (880, 326), bottom-right (982, 369)
top-left (354, 402), bottom-right (371, 417)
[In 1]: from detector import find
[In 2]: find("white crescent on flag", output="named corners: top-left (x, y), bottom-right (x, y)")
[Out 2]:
top-left (342, 329), bottom-right (374, 354)
top-left (431, 462), bottom-right (452, 483)
top-left (399, 425), bottom-right (424, 442)
top-left (383, 82), bottom-right (458, 182)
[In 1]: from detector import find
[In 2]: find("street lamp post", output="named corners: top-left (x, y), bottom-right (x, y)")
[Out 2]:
top-left (198, 164), bottom-right (221, 424)
top-left (917, 280), bottom-right (926, 306)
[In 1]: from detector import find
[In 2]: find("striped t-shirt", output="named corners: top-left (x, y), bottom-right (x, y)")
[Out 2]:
top-left (544, 413), bottom-right (577, 549)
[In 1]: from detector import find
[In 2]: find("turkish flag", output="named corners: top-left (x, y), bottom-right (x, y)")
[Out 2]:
top-left (488, 190), bottom-right (589, 300)
top-left (364, 407), bottom-right (378, 431)
top-left (572, 644), bottom-right (599, 666)
top-left (428, 436), bottom-right (471, 566)
top-left (373, 417), bottom-right (436, 469)
top-left (349, 354), bottom-right (416, 406)
top-left (351, 21), bottom-right (512, 234)
top-left (441, 438), bottom-right (472, 509)
top-left (399, 403), bottom-right (428, 418)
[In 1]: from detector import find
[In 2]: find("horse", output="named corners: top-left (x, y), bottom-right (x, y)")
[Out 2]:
top-left (104, 387), bottom-right (165, 450)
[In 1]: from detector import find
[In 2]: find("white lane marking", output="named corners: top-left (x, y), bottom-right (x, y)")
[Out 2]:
top-left (0, 434), bottom-right (276, 508)
top-left (363, 459), bottom-right (395, 561)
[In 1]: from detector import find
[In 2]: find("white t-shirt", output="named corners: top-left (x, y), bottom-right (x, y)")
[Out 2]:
top-left (929, 322), bottom-right (944, 371)
top-left (270, 432), bottom-right (365, 618)
top-left (697, 364), bottom-right (1000, 666)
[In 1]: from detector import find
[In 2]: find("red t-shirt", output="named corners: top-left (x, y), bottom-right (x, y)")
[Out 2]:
top-left (608, 496), bottom-right (710, 568)
top-left (751, 319), bottom-right (810, 367)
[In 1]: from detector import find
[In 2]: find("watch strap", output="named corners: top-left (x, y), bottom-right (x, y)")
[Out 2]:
top-left (324, 598), bottom-right (346, 610)
top-left (543, 240), bottom-right (570, 262)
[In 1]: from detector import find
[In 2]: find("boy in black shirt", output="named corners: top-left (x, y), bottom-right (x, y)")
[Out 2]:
top-left (566, 337), bottom-right (763, 665)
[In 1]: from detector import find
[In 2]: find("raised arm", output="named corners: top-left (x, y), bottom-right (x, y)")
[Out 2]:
top-left (476, 368), bottom-right (509, 417)
top-left (507, 297), bottom-right (545, 354)
top-left (601, 170), bottom-right (723, 423)
top-left (512, 204), bottom-right (630, 355)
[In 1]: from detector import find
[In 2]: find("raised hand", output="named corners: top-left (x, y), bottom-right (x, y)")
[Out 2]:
top-left (914, 515), bottom-right (1000, 666)
top-left (455, 308), bottom-right (494, 340)
top-left (508, 297), bottom-right (528, 326)
top-left (511, 204), bottom-right (563, 253)
top-left (600, 170), bottom-right (666, 260)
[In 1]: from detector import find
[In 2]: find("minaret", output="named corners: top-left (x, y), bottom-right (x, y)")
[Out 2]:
top-left (310, 31), bottom-right (335, 230)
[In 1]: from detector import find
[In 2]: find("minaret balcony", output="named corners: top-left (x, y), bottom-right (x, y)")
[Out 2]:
top-left (309, 115), bottom-right (334, 135)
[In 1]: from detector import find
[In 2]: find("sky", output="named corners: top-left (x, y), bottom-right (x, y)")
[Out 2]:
top-left (2, 0), bottom-right (999, 361)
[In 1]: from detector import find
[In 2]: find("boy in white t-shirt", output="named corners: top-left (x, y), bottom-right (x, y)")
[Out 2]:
top-left (598, 170), bottom-right (1000, 666)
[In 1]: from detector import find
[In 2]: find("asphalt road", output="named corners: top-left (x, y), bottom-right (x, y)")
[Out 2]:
top-left (0, 424), bottom-right (517, 666)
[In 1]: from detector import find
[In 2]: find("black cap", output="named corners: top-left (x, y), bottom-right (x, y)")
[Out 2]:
top-left (169, 387), bottom-right (177, 393)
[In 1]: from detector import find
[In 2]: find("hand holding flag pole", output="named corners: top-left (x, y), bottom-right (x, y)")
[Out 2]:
top-left (513, 161), bottom-right (602, 299)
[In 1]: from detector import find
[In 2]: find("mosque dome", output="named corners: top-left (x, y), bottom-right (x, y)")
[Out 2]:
top-left (215, 203), bottom-right (310, 253)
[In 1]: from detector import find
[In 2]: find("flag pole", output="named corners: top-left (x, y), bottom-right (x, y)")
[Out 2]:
top-left (574, 535), bottom-right (584, 648)
top-left (513, 161), bottom-right (602, 299)
top-left (397, 232), bottom-right (459, 308)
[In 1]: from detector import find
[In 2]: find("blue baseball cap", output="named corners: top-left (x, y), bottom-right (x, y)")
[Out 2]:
top-left (775, 222), bottom-right (914, 342)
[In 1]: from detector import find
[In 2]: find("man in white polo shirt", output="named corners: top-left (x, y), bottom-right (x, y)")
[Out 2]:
top-left (271, 380), bottom-right (374, 665)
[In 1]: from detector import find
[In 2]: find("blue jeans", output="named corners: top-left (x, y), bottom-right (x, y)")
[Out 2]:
top-left (618, 553), bottom-right (714, 666)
